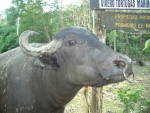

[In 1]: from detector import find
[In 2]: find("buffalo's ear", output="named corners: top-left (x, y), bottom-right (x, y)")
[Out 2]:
top-left (33, 53), bottom-right (59, 70)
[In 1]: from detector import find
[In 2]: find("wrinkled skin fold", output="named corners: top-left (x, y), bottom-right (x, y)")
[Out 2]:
top-left (0, 26), bottom-right (133, 113)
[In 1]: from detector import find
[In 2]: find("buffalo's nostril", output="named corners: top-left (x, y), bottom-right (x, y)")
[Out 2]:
top-left (113, 60), bottom-right (118, 66)
top-left (113, 60), bottom-right (125, 68)
top-left (113, 56), bottom-right (134, 82)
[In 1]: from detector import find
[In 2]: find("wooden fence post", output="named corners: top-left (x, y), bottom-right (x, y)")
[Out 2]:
top-left (91, 10), bottom-right (106, 113)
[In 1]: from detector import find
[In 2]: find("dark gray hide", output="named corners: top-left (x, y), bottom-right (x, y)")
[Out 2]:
top-left (0, 26), bottom-right (133, 113)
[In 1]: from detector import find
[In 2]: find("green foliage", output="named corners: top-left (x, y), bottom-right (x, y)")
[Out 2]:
top-left (0, 26), bottom-right (18, 53)
top-left (117, 88), bottom-right (149, 113)
top-left (0, 3), bottom-right (19, 54)
top-left (5, 6), bottom-right (19, 26)
top-left (0, 0), bottom-right (149, 61)
top-left (0, 0), bottom-right (93, 53)
top-left (106, 30), bottom-right (150, 59)
top-left (143, 39), bottom-right (150, 53)
top-left (18, 0), bottom-right (48, 42)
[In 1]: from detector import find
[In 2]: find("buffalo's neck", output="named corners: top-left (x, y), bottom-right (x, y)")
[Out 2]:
top-left (30, 68), bottom-right (82, 111)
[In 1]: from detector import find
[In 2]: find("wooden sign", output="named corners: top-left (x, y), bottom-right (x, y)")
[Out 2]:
top-left (90, 0), bottom-right (150, 10)
top-left (101, 12), bottom-right (150, 30)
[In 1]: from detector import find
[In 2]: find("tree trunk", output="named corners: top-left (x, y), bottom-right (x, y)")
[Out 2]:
top-left (55, 0), bottom-right (64, 27)
top-left (16, 17), bottom-right (20, 35)
top-left (114, 30), bottom-right (116, 51)
top-left (139, 33), bottom-right (143, 59)
top-left (125, 33), bottom-right (129, 56)
top-left (91, 10), bottom-right (106, 113)
top-left (40, 14), bottom-right (50, 41)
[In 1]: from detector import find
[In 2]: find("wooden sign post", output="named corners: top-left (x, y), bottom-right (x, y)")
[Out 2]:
top-left (91, 10), bottom-right (106, 113)
top-left (90, 0), bottom-right (150, 113)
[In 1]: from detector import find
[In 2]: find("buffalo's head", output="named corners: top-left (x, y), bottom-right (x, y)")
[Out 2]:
top-left (19, 26), bottom-right (134, 87)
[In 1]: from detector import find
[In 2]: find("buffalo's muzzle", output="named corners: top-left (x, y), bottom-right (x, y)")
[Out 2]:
top-left (113, 56), bottom-right (135, 82)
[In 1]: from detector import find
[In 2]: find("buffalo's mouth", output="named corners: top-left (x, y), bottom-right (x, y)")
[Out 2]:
top-left (104, 70), bottom-right (135, 83)
top-left (103, 57), bottom-right (135, 83)
top-left (103, 73), bottom-right (135, 86)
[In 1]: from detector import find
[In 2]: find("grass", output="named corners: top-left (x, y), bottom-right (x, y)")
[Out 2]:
top-left (64, 62), bottom-right (150, 113)
top-left (103, 62), bottom-right (150, 113)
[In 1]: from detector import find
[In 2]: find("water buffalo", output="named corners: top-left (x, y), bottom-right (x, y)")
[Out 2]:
top-left (0, 26), bottom-right (134, 113)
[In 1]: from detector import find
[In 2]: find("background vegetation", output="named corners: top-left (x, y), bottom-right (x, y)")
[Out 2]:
top-left (0, 0), bottom-right (149, 60)
top-left (0, 0), bottom-right (149, 112)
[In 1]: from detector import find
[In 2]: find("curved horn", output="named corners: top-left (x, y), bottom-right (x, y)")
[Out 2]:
top-left (19, 30), bottom-right (62, 56)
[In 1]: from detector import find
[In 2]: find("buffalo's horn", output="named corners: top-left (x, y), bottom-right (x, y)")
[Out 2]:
top-left (19, 30), bottom-right (62, 56)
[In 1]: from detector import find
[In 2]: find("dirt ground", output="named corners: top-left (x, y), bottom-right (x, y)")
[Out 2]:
top-left (64, 62), bottom-right (150, 113)
top-left (102, 62), bottom-right (150, 113)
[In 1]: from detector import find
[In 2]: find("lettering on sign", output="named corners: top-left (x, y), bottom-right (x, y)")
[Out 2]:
top-left (146, 24), bottom-right (150, 28)
top-left (99, 0), bottom-right (150, 9)
top-left (102, 12), bottom-right (150, 30)
top-left (139, 15), bottom-right (150, 20)
top-left (115, 14), bottom-right (138, 20)
top-left (115, 22), bottom-right (136, 29)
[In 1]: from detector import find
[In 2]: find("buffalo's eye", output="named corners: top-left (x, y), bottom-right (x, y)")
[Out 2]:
top-left (67, 40), bottom-right (75, 46)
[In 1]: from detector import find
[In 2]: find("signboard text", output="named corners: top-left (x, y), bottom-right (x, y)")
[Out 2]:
top-left (99, 0), bottom-right (150, 9)
top-left (102, 12), bottom-right (150, 30)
